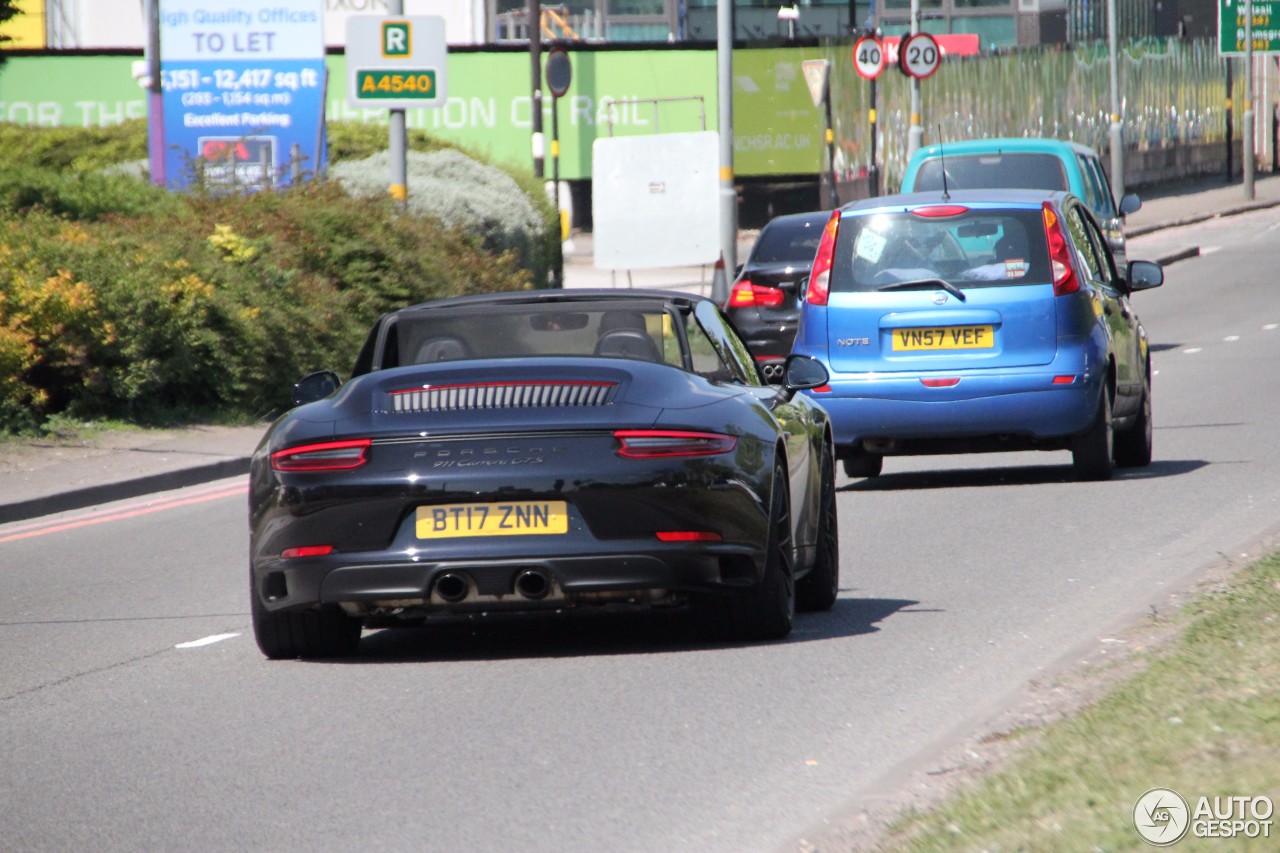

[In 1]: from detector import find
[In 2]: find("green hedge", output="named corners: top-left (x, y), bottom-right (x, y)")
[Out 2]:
top-left (0, 120), bottom-right (560, 433)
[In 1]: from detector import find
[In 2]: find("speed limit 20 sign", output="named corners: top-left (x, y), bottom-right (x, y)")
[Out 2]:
top-left (898, 32), bottom-right (941, 79)
top-left (852, 36), bottom-right (886, 80)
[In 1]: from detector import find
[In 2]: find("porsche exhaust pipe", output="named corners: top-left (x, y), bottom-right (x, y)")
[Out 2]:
top-left (434, 572), bottom-right (471, 603)
top-left (514, 569), bottom-right (552, 600)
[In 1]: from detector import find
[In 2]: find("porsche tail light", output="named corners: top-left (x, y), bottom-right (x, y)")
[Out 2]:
top-left (806, 210), bottom-right (842, 306)
top-left (614, 430), bottom-right (737, 458)
top-left (271, 439), bottom-right (371, 472)
top-left (656, 531), bottom-right (723, 542)
top-left (282, 545), bottom-right (334, 558)
top-left (728, 279), bottom-right (785, 308)
top-left (1042, 202), bottom-right (1080, 296)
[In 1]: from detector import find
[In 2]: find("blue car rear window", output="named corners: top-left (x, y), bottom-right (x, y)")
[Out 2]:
top-left (830, 208), bottom-right (1052, 293)
top-left (913, 153), bottom-right (1068, 193)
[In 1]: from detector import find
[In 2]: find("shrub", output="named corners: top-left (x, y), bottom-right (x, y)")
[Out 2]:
top-left (0, 121), bottom-right (560, 432)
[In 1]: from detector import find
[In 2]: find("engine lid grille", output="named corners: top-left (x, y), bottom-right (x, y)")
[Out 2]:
top-left (389, 380), bottom-right (617, 413)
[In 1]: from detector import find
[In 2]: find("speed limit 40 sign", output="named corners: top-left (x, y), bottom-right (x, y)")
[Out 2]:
top-left (852, 35), bottom-right (886, 80)
top-left (898, 32), bottom-right (941, 79)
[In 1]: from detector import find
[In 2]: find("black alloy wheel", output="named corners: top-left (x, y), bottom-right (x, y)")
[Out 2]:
top-left (798, 443), bottom-right (839, 612)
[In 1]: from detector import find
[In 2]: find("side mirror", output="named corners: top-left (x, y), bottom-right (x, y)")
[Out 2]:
top-left (293, 370), bottom-right (341, 406)
top-left (1126, 260), bottom-right (1164, 292)
top-left (781, 353), bottom-right (829, 392)
top-left (1119, 193), bottom-right (1142, 217)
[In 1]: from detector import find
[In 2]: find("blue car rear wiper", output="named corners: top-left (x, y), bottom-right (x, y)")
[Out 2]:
top-left (876, 278), bottom-right (967, 302)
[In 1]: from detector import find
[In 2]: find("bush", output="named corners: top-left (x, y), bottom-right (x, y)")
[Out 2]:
top-left (0, 121), bottom-right (558, 432)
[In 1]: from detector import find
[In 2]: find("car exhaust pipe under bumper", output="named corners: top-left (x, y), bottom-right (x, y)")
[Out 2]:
top-left (514, 569), bottom-right (552, 600)
top-left (433, 572), bottom-right (471, 603)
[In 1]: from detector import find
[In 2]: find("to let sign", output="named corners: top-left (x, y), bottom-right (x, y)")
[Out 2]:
top-left (1218, 0), bottom-right (1280, 54)
top-left (346, 16), bottom-right (448, 109)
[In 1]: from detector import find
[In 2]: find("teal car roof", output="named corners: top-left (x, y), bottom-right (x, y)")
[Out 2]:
top-left (909, 137), bottom-right (1096, 158)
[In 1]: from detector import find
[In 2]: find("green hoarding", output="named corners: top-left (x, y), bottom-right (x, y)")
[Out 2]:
top-left (0, 48), bottom-right (828, 179)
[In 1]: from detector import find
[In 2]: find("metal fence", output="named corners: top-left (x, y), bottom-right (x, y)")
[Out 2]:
top-left (826, 37), bottom-right (1246, 193)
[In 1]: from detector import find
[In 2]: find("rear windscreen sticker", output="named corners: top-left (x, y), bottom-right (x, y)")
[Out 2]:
top-left (855, 229), bottom-right (887, 263)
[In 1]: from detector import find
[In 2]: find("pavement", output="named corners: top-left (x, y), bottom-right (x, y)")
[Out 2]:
top-left (3, 171), bottom-right (1279, 525)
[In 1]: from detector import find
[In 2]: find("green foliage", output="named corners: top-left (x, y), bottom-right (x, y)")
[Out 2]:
top-left (0, 162), bottom-right (182, 221)
top-left (0, 121), bottom-right (557, 433)
top-left (325, 122), bottom-right (455, 163)
top-left (0, 119), bottom-right (149, 172)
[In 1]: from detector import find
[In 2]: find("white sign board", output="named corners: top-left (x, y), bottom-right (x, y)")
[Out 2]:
top-left (591, 131), bottom-right (720, 270)
top-left (346, 15), bottom-right (448, 110)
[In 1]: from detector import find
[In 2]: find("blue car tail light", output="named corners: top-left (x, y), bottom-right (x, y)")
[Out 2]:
top-left (1042, 202), bottom-right (1080, 296)
top-left (805, 210), bottom-right (842, 307)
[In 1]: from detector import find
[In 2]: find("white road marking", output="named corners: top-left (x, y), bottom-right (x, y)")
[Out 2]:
top-left (1265, 324), bottom-right (1278, 331)
top-left (1183, 348), bottom-right (1203, 354)
top-left (175, 633), bottom-right (240, 649)
top-left (1199, 246), bottom-right (1223, 255)
top-left (1224, 335), bottom-right (1240, 342)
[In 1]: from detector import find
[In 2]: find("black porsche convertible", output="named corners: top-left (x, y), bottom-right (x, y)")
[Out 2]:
top-left (248, 289), bottom-right (839, 658)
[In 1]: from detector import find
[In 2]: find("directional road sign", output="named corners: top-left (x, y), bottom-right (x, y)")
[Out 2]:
top-left (1218, 0), bottom-right (1280, 54)
top-left (346, 16), bottom-right (447, 109)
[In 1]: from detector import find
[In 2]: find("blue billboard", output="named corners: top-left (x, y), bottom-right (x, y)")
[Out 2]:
top-left (158, 0), bottom-right (326, 191)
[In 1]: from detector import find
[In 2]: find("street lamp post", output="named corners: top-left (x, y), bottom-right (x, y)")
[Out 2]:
top-left (1107, 0), bottom-right (1124, 207)
top-left (716, 0), bottom-right (736, 296)
top-left (1244, 0), bottom-right (1255, 199)
top-left (906, 0), bottom-right (922, 158)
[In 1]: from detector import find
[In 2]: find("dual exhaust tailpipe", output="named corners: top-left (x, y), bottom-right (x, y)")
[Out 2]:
top-left (432, 568), bottom-right (553, 603)
top-left (760, 361), bottom-right (785, 382)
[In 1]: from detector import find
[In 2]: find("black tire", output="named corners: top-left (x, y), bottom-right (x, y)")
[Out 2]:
top-left (251, 583), bottom-right (362, 660)
top-left (798, 443), bottom-right (839, 612)
top-left (1114, 372), bottom-right (1153, 468)
top-left (702, 465), bottom-right (795, 641)
top-left (1072, 387), bottom-right (1115, 481)
top-left (842, 451), bottom-right (883, 479)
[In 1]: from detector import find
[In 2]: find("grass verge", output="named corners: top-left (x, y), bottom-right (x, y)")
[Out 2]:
top-left (881, 552), bottom-right (1280, 852)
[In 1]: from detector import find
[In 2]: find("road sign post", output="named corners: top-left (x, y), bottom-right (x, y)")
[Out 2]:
top-left (545, 47), bottom-right (572, 252)
top-left (802, 59), bottom-right (838, 208)
top-left (852, 34), bottom-right (884, 197)
top-left (1218, 0), bottom-right (1277, 198)
top-left (347, 13), bottom-right (448, 205)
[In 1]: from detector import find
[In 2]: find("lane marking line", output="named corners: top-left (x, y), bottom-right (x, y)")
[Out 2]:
top-left (1182, 347), bottom-right (1203, 354)
top-left (176, 633), bottom-right (241, 649)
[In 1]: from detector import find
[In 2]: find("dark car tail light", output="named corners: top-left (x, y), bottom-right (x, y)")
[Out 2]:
top-left (806, 210), bottom-right (841, 306)
top-left (271, 439), bottom-right (371, 471)
top-left (728, 279), bottom-right (785, 308)
top-left (614, 430), bottom-right (737, 458)
top-left (282, 545), bottom-right (335, 558)
top-left (1042, 202), bottom-right (1080, 296)
top-left (656, 531), bottom-right (723, 542)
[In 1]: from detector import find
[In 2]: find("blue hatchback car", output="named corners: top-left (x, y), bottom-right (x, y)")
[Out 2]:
top-left (792, 189), bottom-right (1164, 481)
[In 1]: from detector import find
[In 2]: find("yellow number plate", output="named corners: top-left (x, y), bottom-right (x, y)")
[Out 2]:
top-left (416, 501), bottom-right (569, 539)
top-left (893, 325), bottom-right (995, 351)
